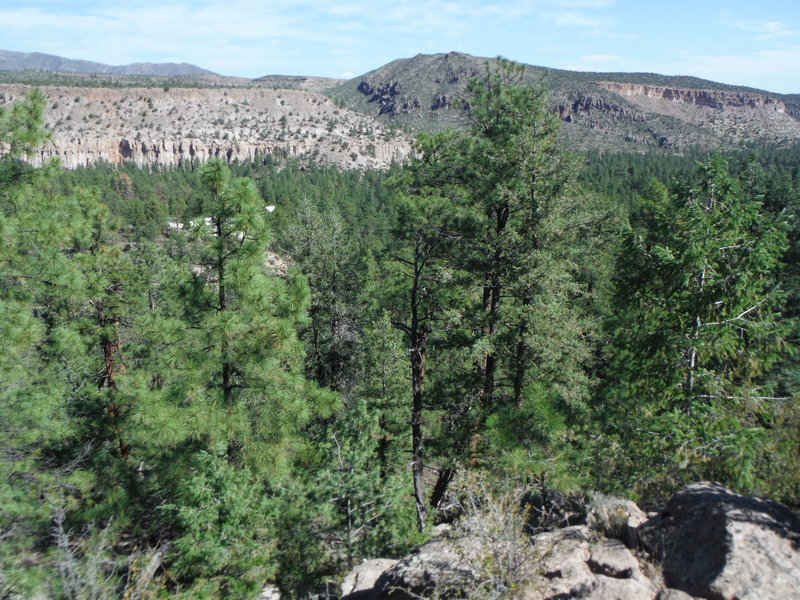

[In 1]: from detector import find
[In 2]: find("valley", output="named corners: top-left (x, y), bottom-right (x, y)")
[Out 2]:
top-left (1, 48), bottom-right (799, 600)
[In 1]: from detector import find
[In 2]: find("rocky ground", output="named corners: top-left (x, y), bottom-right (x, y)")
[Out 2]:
top-left (332, 482), bottom-right (800, 600)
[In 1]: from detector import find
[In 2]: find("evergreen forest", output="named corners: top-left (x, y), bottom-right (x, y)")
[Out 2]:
top-left (2, 62), bottom-right (799, 599)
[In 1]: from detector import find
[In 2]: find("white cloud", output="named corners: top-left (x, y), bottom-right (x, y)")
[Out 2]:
top-left (730, 19), bottom-right (799, 40)
top-left (0, 0), bottom-right (627, 80)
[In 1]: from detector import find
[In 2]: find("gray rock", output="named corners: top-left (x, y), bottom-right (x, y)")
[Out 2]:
top-left (573, 575), bottom-right (656, 600)
top-left (586, 495), bottom-right (648, 547)
top-left (371, 523), bottom-right (663, 600)
top-left (638, 482), bottom-right (800, 600)
top-left (371, 537), bottom-right (481, 599)
top-left (656, 589), bottom-right (696, 600)
top-left (342, 559), bottom-right (396, 599)
top-left (532, 525), bottom-right (594, 597)
top-left (521, 526), bottom-right (658, 600)
top-left (588, 538), bottom-right (642, 580)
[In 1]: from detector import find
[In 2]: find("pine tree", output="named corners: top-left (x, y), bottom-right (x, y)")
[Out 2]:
top-left (384, 59), bottom-right (611, 522)
top-left (171, 158), bottom-right (334, 472)
top-left (279, 199), bottom-right (364, 392)
top-left (385, 142), bottom-right (467, 529)
top-left (608, 156), bottom-right (791, 493)
top-left (457, 60), bottom-right (597, 418)
top-left (0, 92), bottom-right (70, 589)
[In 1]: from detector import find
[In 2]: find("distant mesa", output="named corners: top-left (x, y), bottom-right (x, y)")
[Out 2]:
top-left (252, 74), bottom-right (344, 93)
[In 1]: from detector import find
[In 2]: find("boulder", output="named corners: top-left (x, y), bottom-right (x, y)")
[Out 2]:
top-left (638, 482), bottom-right (800, 600)
top-left (656, 590), bottom-right (696, 600)
top-left (588, 538), bottom-right (643, 580)
top-left (530, 525), bottom-right (594, 597)
top-left (370, 537), bottom-right (481, 599)
top-left (342, 559), bottom-right (396, 599)
top-left (586, 495), bottom-right (648, 548)
top-left (570, 575), bottom-right (656, 600)
top-left (521, 526), bottom-right (659, 600)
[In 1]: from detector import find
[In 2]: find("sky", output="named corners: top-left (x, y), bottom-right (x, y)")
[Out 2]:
top-left (2, 0), bottom-right (799, 94)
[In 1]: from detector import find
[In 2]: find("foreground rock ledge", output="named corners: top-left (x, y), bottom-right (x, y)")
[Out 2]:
top-left (639, 482), bottom-right (800, 600)
top-left (342, 482), bottom-right (800, 600)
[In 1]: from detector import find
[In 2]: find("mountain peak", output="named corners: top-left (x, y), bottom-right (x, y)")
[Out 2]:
top-left (327, 51), bottom-right (800, 150)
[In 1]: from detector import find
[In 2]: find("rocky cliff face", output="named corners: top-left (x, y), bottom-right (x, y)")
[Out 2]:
top-left (0, 84), bottom-right (412, 170)
top-left (596, 82), bottom-right (800, 146)
top-left (598, 82), bottom-right (789, 112)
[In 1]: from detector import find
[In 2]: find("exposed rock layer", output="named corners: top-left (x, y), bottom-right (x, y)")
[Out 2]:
top-left (598, 82), bottom-right (789, 111)
top-left (0, 84), bottom-right (412, 170)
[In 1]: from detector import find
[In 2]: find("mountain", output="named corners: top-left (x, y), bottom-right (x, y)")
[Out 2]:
top-left (0, 49), bottom-right (214, 77)
top-left (327, 51), bottom-right (800, 151)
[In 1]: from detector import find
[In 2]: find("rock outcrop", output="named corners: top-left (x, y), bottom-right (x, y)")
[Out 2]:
top-left (369, 525), bottom-right (662, 600)
top-left (638, 482), bottom-right (800, 600)
top-left (342, 559), bottom-right (398, 599)
top-left (597, 82), bottom-right (789, 112)
top-left (595, 82), bottom-right (800, 146)
top-left (349, 483), bottom-right (800, 600)
top-left (371, 536), bottom-right (481, 599)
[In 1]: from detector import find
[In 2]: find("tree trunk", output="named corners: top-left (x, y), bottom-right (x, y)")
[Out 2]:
top-left (513, 297), bottom-right (531, 407)
top-left (410, 320), bottom-right (428, 529)
top-left (430, 467), bottom-right (455, 511)
top-left (96, 302), bottom-right (130, 459)
top-left (216, 217), bottom-right (234, 407)
top-left (686, 261), bottom-right (707, 400)
top-left (479, 271), bottom-right (502, 404)
top-left (410, 240), bottom-right (429, 531)
top-left (477, 205), bottom-right (508, 409)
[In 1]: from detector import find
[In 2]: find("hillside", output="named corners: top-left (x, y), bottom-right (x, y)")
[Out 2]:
top-left (2, 49), bottom-right (800, 600)
top-left (0, 84), bottom-right (411, 169)
top-left (253, 74), bottom-right (344, 93)
top-left (327, 51), bottom-right (800, 151)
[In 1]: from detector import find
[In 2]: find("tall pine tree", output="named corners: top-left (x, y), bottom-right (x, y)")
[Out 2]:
top-left (607, 157), bottom-right (791, 494)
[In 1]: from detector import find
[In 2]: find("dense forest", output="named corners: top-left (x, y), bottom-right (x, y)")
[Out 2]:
top-left (1, 61), bottom-right (799, 599)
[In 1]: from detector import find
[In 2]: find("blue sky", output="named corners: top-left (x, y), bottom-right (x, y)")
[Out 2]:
top-left (2, 0), bottom-right (799, 93)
